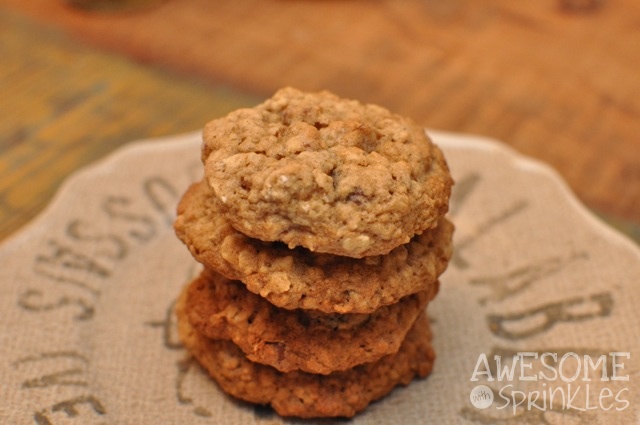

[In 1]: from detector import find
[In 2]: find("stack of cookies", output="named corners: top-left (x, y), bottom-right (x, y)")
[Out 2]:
top-left (174, 88), bottom-right (454, 418)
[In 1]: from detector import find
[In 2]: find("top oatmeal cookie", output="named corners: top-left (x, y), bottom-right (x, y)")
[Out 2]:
top-left (202, 87), bottom-right (453, 258)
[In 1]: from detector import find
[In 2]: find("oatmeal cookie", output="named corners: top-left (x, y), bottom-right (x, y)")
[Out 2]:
top-left (174, 180), bottom-right (453, 313)
top-left (176, 295), bottom-right (435, 418)
top-left (201, 87), bottom-right (453, 257)
top-left (183, 268), bottom-right (434, 374)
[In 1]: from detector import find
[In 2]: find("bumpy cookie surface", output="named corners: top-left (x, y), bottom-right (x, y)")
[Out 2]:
top-left (183, 268), bottom-right (433, 374)
top-left (176, 294), bottom-right (435, 418)
top-left (202, 87), bottom-right (453, 257)
top-left (174, 180), bottom-right (453, 313)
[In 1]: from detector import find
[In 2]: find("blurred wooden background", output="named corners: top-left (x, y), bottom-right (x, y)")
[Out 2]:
top-left (1, 0), bottom-right (639, 242)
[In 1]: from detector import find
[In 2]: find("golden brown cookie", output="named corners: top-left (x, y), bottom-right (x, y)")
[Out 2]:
top-left (176, 294), bottom-right (436, 419)
top-left (201, 87), bottom-right (453, 258)
top-left (174, 180), bottom-right (453, 314)
top-left (182, 268), bottom-right (435, 375)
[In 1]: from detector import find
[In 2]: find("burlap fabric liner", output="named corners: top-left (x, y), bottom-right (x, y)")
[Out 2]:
top-left (1, 131), bottom-right (638, 424)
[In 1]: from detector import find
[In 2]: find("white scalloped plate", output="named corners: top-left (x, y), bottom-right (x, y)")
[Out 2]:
top-left (1, 131), bottom-right (639, 424)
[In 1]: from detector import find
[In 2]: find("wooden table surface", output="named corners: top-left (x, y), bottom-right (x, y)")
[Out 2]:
top-left (2, 0), bottom-right (639, 244)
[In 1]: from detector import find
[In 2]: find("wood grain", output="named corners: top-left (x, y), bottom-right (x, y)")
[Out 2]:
top-left (2, 0), bottom-right (639, 242)
top-left (0, 10), bottom-right (258, 241)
